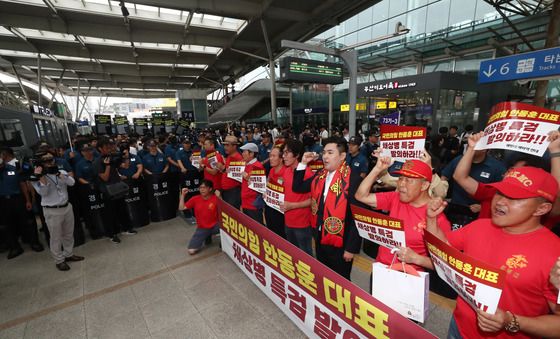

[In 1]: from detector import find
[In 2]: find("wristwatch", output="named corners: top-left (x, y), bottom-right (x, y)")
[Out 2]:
top-left (504, 311), bottom-right (520, 333)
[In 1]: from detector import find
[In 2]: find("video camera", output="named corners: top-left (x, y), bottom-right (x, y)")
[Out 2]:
top-left (28, 153), bottom-right (59, 181)
top-left (104, 152), bottom-right (124, 167)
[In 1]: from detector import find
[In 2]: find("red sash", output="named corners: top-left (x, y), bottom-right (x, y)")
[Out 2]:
top-left (310, 162), bottom-right (350, 248)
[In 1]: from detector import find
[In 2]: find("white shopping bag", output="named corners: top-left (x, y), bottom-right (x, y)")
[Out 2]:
top-left (372, 262), bottom-right (430, 323)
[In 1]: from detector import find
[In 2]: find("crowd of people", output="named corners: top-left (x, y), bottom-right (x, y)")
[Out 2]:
top-left (1, 121), bottom-right (560, 338)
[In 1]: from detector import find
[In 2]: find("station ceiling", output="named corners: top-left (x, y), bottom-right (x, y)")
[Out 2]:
top-left (0, 0), bottom-right (377, 99)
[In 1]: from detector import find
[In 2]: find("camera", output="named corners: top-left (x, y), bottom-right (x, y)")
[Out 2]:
top-left (105, 152), bottom-right (123, 167)
top-left (28, 155), bottom-right (59, 181)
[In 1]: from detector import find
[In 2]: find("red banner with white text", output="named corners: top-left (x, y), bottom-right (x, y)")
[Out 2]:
top-left (219, 200), bottom-right (436, 338)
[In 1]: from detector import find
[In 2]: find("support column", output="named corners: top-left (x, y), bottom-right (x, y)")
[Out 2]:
top-left (261, 19), bottom-right (277, 125)
top-left (289, 85), bottom-right (293, 126)
top-left (11, 65), bottom-right (30, 103)
top-left (76, 78), bottom-right (80, 119)
top-left (534, 0), bottom-right (560, 107)
top-left (37, 53), bottom-right (42, 108)
top-left (341, 49), bottom-right (358, 137)
top-left (328, 85), bottom-right (333, 135)
top-left (269, 60), bottom-right (278, 125)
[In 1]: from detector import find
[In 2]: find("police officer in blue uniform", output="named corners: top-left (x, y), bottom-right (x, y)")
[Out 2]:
top-left (142, 140), bottom-right (169, 175)
top-left (176, 138), bottom-right (201, 220)
top-left (258, 132), bottom-right (273, 172)
top-left (347, 136), bottom-right (369, 180)
top-left (118, 143), bottom-right (143, 179)
top-left (0, 146), bottom-right (43, 259)
top-left (75, 143), bottom-right (104, 239)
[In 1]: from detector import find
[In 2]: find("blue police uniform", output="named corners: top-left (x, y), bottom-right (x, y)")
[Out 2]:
top-left (0, 160), bottom-right (41, 255)
top-left (75, 158), bottom-right (96, 183)
top-left (55, 157), bottom-right (73, 173)
top-left (176, 148), bottom-right (197, 171)
top-left (118, 155), bottom-right (142, 178)
top-left (164, 144), bottom-right (180, 173)
top-left (142, 152), bottom-right (167, 174)
top-left (346, 153), bottom-right (369, 176)
top-left (0, 163), bottom-right (22, 196)
top-left (258, 143), bottom-right (273, 163)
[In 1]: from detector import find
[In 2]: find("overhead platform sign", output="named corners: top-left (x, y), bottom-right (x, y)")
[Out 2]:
top-left (479, 47), bottom-right (560, 84)
top-left (280, 57), bottom-right (343, 84)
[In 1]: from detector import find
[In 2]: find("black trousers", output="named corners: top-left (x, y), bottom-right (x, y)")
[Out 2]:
top-left (102, 197), bottom-right (129, 237)
top-left (222, 186), bottom-right (241, 209)
top-left (315, 236), bottom-right (353, 280)
top-left (265, 205), bottom-right (286, 239)
top-left (0, 195), bottom-right (39, 250)
top-left (244, 208), bottom-right (263, 224)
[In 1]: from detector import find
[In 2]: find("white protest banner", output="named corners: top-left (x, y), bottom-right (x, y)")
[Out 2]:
top-left (227, 160), bottom-right (245, 183)
top-left (351, 205), bottom-right (406, 251)
top-left (191, 151), bottom-right (201, 169)
top-left (219, 200), bottom-right (436, 339)
top-left (380, 125), bottom-right (426, 162)
top-left (425, 232), bottom-right (505, 314)
top-left (206, 152), bottom-right (219, 169)
top-left (248, 168), bottom-right (266, 194)
top-left (474, 102), bottom-right (560, 156)
top-left (265, 180), bottom-right (285, 214)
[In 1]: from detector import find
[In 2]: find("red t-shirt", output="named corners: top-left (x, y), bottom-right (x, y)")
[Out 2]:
top-left (242, 159), bottom-right (264, 210)
top-left (222, 152), bottom-right (243, 190)
top-left (184, 195), bottom-right (219, 229)
top-left (447, 219), bottom-right (560, 339)
top-left (472, 183), bottom-right (496, 219)
top-left (201, 151), bottom-right (224, 190)
top-left (283, 165), bottom-right (313, 228)
top-left (375, 191), bottom-right (452, 271)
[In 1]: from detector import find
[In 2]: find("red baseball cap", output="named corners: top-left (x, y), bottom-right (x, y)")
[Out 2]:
top-left (391, 159), bottom-right (433, 182)
top-left (488, 166), bottom-right (558, 202)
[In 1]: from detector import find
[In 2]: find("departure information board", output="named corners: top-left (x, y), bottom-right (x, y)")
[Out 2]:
top-left (279, 57), bottom-right (343, 84)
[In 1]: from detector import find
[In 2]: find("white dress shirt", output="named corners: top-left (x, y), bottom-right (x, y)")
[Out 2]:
top-left (296, 163), bottom-right (334, 202)
top-left (32, 170), bottom-right (75, 207)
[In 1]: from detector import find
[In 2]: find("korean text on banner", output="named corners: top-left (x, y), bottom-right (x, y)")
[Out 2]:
top-left (309, 160), bottom-right (324, 173)
top-left (191, 151), bottom-right (201, 169)
top-left (474, 102), bottom-right (560, 156)
top-left (380, 125), bottom-right (426, 162)
top-left (227, 161), bottom-right (245, 183)
top-left (206, 152), bottom-right (219, 169)
top-left (424, 232), bottom-right (505, 314)
top-left (219, 200), bottom-right (436, 339)
top-left (265, 180), bottom-right (285, 214)
top-left (351, 205), bottom-right (406, 251)
top-left (248, 168), bottom-right (266, 194)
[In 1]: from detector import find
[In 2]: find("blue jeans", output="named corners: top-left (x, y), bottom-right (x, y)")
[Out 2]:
top-left (188, 224), bottom-right (219, 250)
top-left (447, 317), bottom-right (463, 339)
top-left (285, 226), bottom-right (313, 256)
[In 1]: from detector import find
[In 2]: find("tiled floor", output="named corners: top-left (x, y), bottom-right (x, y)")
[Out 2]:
top-left (0, 217), bottom-right (452, 339)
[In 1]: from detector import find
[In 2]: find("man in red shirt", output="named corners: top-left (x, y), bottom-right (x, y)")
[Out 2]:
top-left (179, 179), bottom-right (219, 255)
top-left (217, 135), bottom-right (243, 209)
top-left (427, 167), bottom-right (560, 339)
top-left (240, 143), bottom-right (265, 223)
top-left (454, 131), bottom-right (560, 220)
top-left (200, 137), bottom-right (224, 192)
top-left (355, 157), bottom-right (452, 272)
top-left (281, 139), bottom-right (313, 256)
